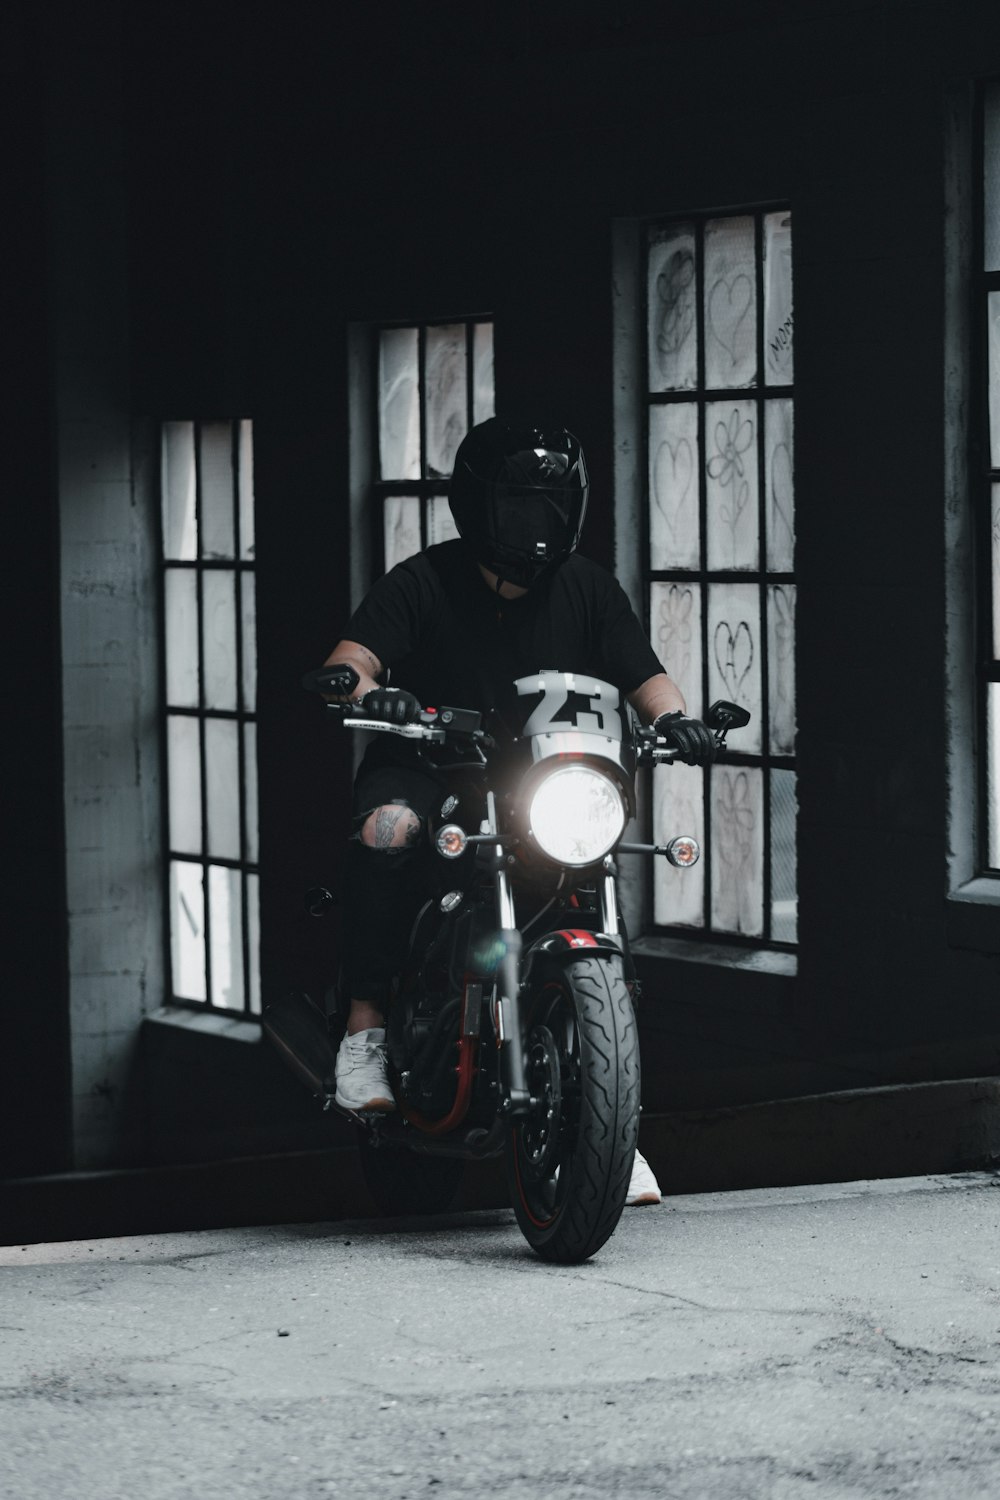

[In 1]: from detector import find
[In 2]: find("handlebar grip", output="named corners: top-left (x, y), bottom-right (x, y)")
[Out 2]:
top-left (302, 664), bottom-right (360, 697)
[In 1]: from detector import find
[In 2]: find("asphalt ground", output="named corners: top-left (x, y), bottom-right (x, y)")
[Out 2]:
top-left (2, 1172), bottom-right (999, 1499)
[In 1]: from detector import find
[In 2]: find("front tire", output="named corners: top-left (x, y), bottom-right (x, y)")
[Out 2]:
top-left (505, 954), bottom-right (640, 1263)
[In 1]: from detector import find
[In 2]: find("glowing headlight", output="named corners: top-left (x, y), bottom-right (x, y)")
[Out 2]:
top-left (528, 766), bottom-right (626, 866)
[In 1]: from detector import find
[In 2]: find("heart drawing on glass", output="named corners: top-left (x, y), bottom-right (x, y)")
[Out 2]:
top-left (653, 437), bottom-right (694, 550)
top-left (713, 619), bottom-right (754, 701)
top-left (707, 273), bottom-right (753, 369)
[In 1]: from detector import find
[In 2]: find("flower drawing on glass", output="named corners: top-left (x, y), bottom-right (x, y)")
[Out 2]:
top-left (707, 407), bottom-right (753, 563)
top-left (715, 770), bottom-right (755, 871)
top-left (654, 248), bottom-right (696, 374)
top-left (652, 436), bottom-right (695, 550)
top-left (707, 270), bottom-right (754, 375)
top-left (713, 616), bottom-right (754, 704)
top-left (770, 437), bottom-right (794, 556)
top-left (656, 585), bottom-right (695, 685)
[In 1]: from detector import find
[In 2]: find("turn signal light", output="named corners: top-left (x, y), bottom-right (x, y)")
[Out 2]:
top-left (435, 823), bottom-right (469, 859)
top-left (666, 836), bottom-right (700, 868)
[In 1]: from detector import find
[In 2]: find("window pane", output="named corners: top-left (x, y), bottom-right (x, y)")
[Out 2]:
top-left (647, 222), bottom-right (698, 392)
top-left (473, 322), bottom-right (495, 423)
top-left (767, 584), bottom-right (796, 755)
top-left (243, 721), bottom-right (259, 865)
top-left (209, 864), bottom-right (244, 1010)
top-left (990, 684), bottom-right (1000, 868)
top-left (651, 581), bottom-right (703, 713)
top-left (201, 570), bottom-right (237, 710)
top-left (989, 293), bottom-right (1000, 469)
top-left (205, 717), bottom-right (241, 861)
top-left (162, 421), bottom-right (197, 560)
top-left (649, 403), bottom-right (699, 570)
top-left (771, 768), bottom-right (798, 941)
top-left (765, 399), bottom-right (795, 572)
top-left (167, 714), bottom-right (202, 855)
top-left (247, 872), bottom-right (261, 1014)
top-left (707, 583), bottom-right (762, 753)
top-left (384, 494), bottom-right (421, 572)
top-left (985, 83), bottom-right (1000, 273)
top-left (425, 324), bottom-right (467, 478)
top-left (428, 494), bottom-right (460, 547)
top-left (711, 764), bottom-right (764, 935)
top-left (238, 419), bottom-right (255, 560)
top-left (379, 327), bottom-right (420, 480)
top-left (164, 568), bottom-right (200, 708)
top-left (240, 570), bottom-right (257, 713)
top-left (706, 399), bottom-right (759, 571)
top-left (170, 859), bottom-right (206, 1001)
top-left (763, 211), bottom-right (794, 385)
top-left (652, 761), bottom-right (705, 927)
top-left (704, 216), bottom-right (757, 389)
top-left (199, 422), bottom-right (235, 560)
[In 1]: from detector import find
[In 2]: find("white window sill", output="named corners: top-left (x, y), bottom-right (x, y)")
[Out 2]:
top-left (145, 1006), bottom-right (262, 1045)
top-left (947, 877), bottom-right (1000, 953)
top-left (630, 934), bottom-right (797, 978)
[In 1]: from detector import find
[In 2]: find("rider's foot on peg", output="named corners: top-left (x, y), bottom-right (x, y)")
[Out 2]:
top-left (334, 1028), bottom-right (396, 1112)
top-left (625, 1149), bottom-right (662, 1206)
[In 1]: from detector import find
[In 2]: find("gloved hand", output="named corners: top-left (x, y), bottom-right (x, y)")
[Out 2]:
top-left (361, 687), bottom-right (422, 725)
top-left (653, 711), bottom-right (717, 766)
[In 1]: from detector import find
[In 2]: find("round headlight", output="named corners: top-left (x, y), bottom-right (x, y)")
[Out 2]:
top-left (528, 766), bottom-right (626, 866)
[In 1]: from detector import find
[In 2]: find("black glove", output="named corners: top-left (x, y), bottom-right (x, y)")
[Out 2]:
top-left (654, 711), bottom-right (716, 767)
top-left (361, 687), bottom-right (422, 725)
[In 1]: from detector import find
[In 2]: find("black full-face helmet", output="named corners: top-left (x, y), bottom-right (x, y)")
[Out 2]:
top-left (449, 417), bottom-right (589, 588)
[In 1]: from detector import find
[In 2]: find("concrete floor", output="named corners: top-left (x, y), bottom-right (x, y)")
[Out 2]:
top-left (2, 1172), bottom-right (999, 1499)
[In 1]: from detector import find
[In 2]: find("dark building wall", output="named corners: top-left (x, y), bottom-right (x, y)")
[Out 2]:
top-left (15, 0), bottom-right (1000, 1177)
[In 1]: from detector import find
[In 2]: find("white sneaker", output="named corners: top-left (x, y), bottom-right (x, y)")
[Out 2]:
top-left (625, 1148), bottom-right (662, 1206)
top-left (334, 1027), bottom-right (396, 1112)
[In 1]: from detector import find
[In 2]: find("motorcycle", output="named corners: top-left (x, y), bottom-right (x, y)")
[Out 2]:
top-left (264, 666), bottom-right (749, 1264)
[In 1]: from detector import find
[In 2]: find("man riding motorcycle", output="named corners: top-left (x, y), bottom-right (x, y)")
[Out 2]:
top-left (322, 416), bottom-right (716, 1206)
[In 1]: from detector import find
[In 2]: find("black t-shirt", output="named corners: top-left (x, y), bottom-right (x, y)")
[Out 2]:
top-left (344, 542), bottom-right (663, 768)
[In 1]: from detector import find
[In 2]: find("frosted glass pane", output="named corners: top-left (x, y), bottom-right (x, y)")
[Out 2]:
top-left (170, 860), bottom-right (206, 1001)
top-left (202, 570), bottom-right (237, 711)
top-left (707, 583), bottom-right (762, 754)
top-left (473, 322), bottom-right (495, 423)
top-left (209, 864), bottom-right (244, 1010)
top-left (652, 760), bottom-right (705, 928)
top-left (247, 872), bottom-right (261, 1014)
top-left (651, 581), bottom-right (703, 713)
top-left (993, 484), bottom-right (1000, 658)
top-left (161, 421), bottom-right (197, 561)
top-left (647, 223), bottom-right (698, 392)
top-left (199, 422), bottom-right (235, 560)
top-left (205, 717), bottom-right (241, 861)
top-left (164, 568), bottom-right (199, 708)
top-left (711, 764), bottom-right (764, 936)
top-left (384, 495), bottom-right (421, 572)
top-left (379, 327), bottom-right (420, 480)
top-left (704, 216), bottom-right (757, 389)
top-left (238, 419), bottom-right (255, 560)
top-left (240, 570), bottom-right (257, 713)
top-left (428, 494), bottom-right (461, 547)
top-left (763, 211), bottom-right (794, 386)
top-left (425, 324), bottom-right (467, 477)
top-left (167, 714), bottom-right (202, 855)
top-left (648, 403), bottom-right (699, 570)
top-left (770, 768), bottom-right (798, 942)
top-left (243, 721), bottom-right (259, 865)
top-left (767, 584), bottom-right (797, 756)
top-left (985, 83), bottom-right (1000, 273)
top-left (706, 400), bottom-right (759, 571)
top-left (765, 399), bottom-right (795, 571)
top-left (990, 685), bottom-right (1000, 867)
top-left (989, 293), bottom-right (1000, 469)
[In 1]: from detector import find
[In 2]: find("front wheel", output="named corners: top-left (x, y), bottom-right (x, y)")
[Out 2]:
top-left (505, 954), bottom-right (640, 1263)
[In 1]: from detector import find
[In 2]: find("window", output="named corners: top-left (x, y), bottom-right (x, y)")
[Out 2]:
top-left (979, 86), bottom-right (1000, 869)
top-left (160, 420), bottom-right (260, 1012)
top-left (375, 319), bottom-right (494, 573)
top-left (642, 210), bottom-right (797, 944)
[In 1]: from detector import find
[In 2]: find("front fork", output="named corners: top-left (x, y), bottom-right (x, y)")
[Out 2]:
top-left (490, 789), bottom-right (621, 1118)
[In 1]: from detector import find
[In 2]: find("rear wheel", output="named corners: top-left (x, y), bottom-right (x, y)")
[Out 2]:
top-left (505, 954), bottom-right (639, 1263)
top-left (357, 1134), bottom-right (465, 1218)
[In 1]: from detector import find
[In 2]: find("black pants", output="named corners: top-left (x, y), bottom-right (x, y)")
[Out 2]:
top-left (340, 762), bottom-right (448, 1010)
